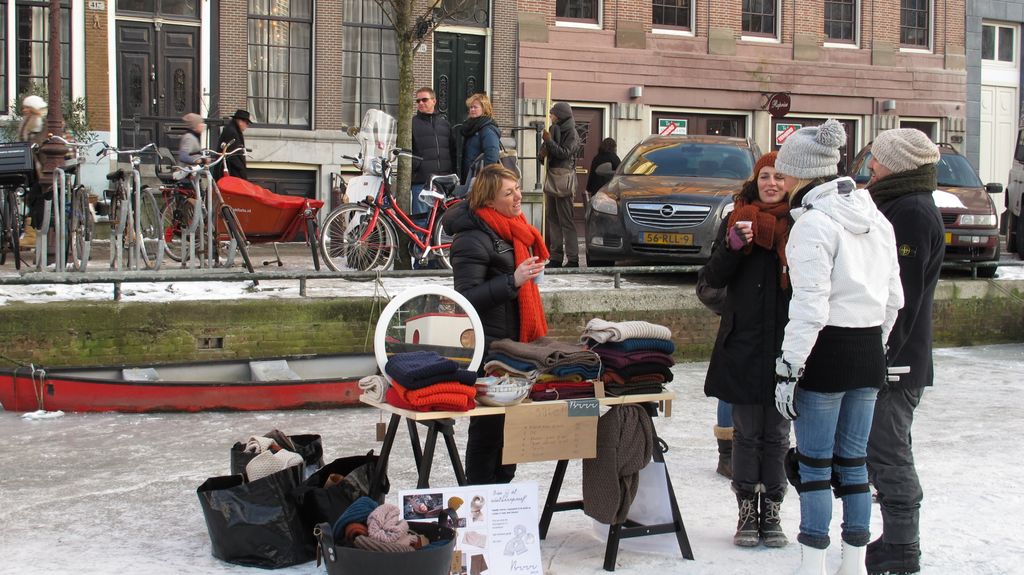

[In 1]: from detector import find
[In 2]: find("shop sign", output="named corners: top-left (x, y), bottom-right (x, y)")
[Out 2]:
top-left (767, 92), bottom-right (791, 118)
top-left (776, 123), bottom-right (802, 146)
top-left (657, 118), bottom-right (688, 135)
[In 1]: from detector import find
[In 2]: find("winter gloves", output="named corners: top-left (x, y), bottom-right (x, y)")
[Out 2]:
top-left (774, 358), bottom-right (803, 420)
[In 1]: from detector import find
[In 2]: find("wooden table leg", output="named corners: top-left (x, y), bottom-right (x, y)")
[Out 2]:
top-left (371, 413), bottom-right (401, 500)
top-left (437, 419), bottom-right (467, 486)
top-left (416, 421), bottom-right (441, 488)
top-left (406, 418), bottom-right (423, 470)
top-left (539, 459), bottom-right (569, 539)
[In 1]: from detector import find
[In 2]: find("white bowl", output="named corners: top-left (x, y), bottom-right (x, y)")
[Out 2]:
top-left (475, 376), bottom-right (532, 407)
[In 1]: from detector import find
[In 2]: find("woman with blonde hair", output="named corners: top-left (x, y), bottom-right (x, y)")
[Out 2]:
top-left (460, 93), bottom-right (501, 183)
top-left (441, 163), bottom-right (548, 484)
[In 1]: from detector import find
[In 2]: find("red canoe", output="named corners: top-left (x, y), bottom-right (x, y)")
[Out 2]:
top-left (0, 353), bottom-right (379, 413)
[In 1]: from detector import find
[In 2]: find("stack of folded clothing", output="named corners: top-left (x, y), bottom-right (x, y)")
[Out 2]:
top-left (483, 337), bottom-right (601, 401)
top-left (581, 318), bottom-right (676, 396)
top-left (384, 351), bottom-right (478, 412)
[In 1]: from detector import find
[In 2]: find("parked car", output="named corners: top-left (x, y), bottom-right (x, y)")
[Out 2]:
top-left (585, 134), bottom-right (760, 266)
top-left (1004, 123), bottom-right (1024, 258)
top-left (847, 142), bottom-right (1002, 278)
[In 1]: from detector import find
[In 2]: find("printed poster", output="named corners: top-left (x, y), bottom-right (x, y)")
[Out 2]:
top-left (400, 481), bottom-right (542, 575)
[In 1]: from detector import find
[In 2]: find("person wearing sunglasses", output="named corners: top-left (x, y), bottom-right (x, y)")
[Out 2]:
top-left (411, 87), bottom-right (455, 215)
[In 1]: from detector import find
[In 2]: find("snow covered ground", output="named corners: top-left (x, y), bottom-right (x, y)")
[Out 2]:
top-left (1, 343), bottom-right (1022, 574)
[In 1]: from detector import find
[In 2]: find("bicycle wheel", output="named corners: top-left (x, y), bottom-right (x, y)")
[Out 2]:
top-left (306, 217), bottom-right (321, 271)
top-left (69, 186), bottom-right (94, 271)
top-left (0, 189), bottom-right (18, 268)
top-left (221, 205), bottom-right (255, 274)
top-left (138, 188), bottom-right (163, 269)
top-left (320, 204), bottom-right (397, 271)
top-left (160, 195), bottom-right (198, 263)
top-left (430, 213), bottom-right (455, 269)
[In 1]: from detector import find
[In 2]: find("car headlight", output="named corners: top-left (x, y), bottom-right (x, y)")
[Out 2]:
top-left (590, 191), bottom-right (618, 216)
top-left (958, 214), bottom-right (997, 226)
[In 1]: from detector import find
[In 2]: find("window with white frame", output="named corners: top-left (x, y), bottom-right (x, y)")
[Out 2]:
top-left (900, 0), bottom-right (930, 48)
top-left (248, 0), bottom-right (312, 127)
top-left (742, 0), bottom-right (777, 38)
top-left (824, 0), bottom-right (856, 43)
top-left (982, 23), bottom-right (1016, 64)
top-left (16, 0), bottom-right (71, 102)
top-left (342, 0), bottom-right (398, 126)
top-left (653, 0), bottom-right (691, 30)
top-left (556, 0), bottom-right (598, 24)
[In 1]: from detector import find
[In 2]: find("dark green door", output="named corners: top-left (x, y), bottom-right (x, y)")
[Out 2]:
top-left (433, 32), bottom-right (485, 131)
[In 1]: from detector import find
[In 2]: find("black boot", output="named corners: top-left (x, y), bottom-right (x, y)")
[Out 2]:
top-left (866, 538), bottom-right (921, 574)
top-left (714, 425), bottom-right (733, 479)
top-left (733, 492), bottom-right (759, 547)
top-left (759, 492), bottom-right (788, 548)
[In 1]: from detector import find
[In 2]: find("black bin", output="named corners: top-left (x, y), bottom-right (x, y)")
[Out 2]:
top-left (315, 520), bottom-right (455, 575)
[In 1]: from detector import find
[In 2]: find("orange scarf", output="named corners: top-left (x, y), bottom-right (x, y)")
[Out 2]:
top-left (727, 199), bottom-right (792, 289)
top-left (474, 207), bottom-right (550, 342)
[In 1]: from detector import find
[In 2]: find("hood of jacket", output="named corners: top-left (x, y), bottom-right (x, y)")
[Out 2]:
top-left (791, 176), bottom-right (878, 235)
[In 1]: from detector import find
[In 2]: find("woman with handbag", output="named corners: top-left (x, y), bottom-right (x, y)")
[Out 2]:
top-left (701, 151), bottom-right (794, 549)
top-left (441, 163), bottom-right (549, 484)
top-left (539, 102), bottom-right (580, 268)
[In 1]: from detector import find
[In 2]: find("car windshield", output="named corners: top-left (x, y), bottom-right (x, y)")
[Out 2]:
top-left (854, 150), bottom-right (983, 188)
top-left (620, 142), bottom-right (754, 179)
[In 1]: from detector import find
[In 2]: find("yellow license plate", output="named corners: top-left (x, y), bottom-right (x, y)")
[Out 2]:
top-left (641, 232), bottom-right (694, 246)
top-left (945, 232), bottom-right (952, 245)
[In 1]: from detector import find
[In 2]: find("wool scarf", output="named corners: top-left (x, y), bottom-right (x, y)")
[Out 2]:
top-left (867, 164), bottom-right (937, 206)
top-left (727, 198), bottom-right (792, 289)
top-left (474, 207), bottom-right (550, 342)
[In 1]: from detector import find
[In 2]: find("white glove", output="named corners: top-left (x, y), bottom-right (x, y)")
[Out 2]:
top-left (774, 358), bottom-right (803, 420)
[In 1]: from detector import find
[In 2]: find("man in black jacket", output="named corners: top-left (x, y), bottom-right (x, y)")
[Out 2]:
top-left (864, 128), bottom-right (943, 575)
top-left (411, 87), bottom-right (454, 214)
top-left (213, 109), bottom-right (253, 180)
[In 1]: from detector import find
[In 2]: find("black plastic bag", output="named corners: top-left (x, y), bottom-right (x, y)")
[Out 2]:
top-left (314, 520), bottom-right (455, 575)
top-left (197, 465), bottom-right (315, 568)
top-left (292, 451), bottom-right (389, 532)
top-left (230, 433), bottom-right (325, 478)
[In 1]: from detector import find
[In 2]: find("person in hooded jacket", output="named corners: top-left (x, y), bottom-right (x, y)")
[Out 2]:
top-left (702, 151), bottom-right (793, 549)
top-left (586, 137), bottom-right (620, 196)
top-left (863, 129), bottom-right (944, 575)
top-left (773, 119), bottom-right (904, 575)
top-left (178, 113), bottom-right (206, 166)
top-left (539, 102), bottom-right (581, 267)
top-left (460, 93), bottom-right (501, 184)
top-left (441, 163), bottom-right (549, 484)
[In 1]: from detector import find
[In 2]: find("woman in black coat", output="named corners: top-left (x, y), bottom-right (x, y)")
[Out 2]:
top-left (586, 137), bottom-right (621, 196)
top-left (441, 163), bottom-right (548, 485)
top-left (702, 151), bottom-right (793, 549)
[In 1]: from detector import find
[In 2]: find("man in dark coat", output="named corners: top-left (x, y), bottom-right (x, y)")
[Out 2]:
top-left (864, 128), bottom-right (944, 575)
top-left (411, 87), bottom-right (455, 214)
top-left (539, 102), bottom-right (580, 267)
top-left (213, 109), bottom-right (253, 180)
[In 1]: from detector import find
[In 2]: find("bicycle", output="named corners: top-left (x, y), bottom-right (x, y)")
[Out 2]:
top-left (320, 152), bottom-right (461, 271)
top-left (160, 146), bottom-right (255, 275)
top-left (95, 142), bottom-right (164, 271)
top-left (45, 135), bottom-right (101, 271)
top-left (0, 141), bottom-right (35, 270)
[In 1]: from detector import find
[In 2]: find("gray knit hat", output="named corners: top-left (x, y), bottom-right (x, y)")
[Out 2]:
top-left (776, 119), bottom-right (847, 179)
top-left (871, 128), bottom-right (940, 173)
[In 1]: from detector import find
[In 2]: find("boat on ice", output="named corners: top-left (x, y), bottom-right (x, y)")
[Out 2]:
top-left (0, 353), bottom-right (379, 413)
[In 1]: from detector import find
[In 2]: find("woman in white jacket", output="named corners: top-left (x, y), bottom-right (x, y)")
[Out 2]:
top-left (773, 120), bottom-right (904, 575)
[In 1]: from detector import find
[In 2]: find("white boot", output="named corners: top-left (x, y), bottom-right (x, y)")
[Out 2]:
top-left (834, 541), bottom-right (867, 575)
top-left (794, 543), bottom-right (828, 575)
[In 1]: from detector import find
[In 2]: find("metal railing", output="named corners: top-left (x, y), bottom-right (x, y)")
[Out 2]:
top-left (0, 261), bottom-right (1018, 301)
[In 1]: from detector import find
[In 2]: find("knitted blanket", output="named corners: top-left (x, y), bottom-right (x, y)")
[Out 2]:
top-left (589, 338), bottom-right (677, 355)
top-left (490, 337), bottom-right (597, 367)
top-left (545, 363), bottom-right (601, 379)
top-left (535, 372), bottom-right (584, 383)
top-left (529, 381), bottom-right (595, 401)
top-left (398, 369), bottom-right (478, 390)
top-left (580, 318), bottom-right (672, 344)
top-left (385, 351), bottom-right (459, 386)
top-left (582, 404), bottom-right (654, 524)
top-left (484, 353), bottom-right (538, 373)
top-left (601, 371), bottom-right (668, 386)
top-left (604, 382), bottom-right (665, 396)
top-left (483, 359), bottom-right (537, 379)
top-left (387, 381), bottom-right (476, 412)
top-left (358, 375), bottom-right (389, 402)
top-left (595, 349), bottom-right (675, 371)
top-left (606, 363), bottom-right (674, 382)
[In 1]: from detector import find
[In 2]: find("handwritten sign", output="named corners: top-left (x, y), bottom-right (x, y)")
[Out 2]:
top-left (502, 402), bottom-right (598, 464)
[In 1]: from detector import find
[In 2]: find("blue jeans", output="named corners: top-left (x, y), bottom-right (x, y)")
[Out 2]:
top-left (793, 386), bottom-right (878, 549)
top-left (411, 184), bottom-right (432, 215)
top-left (717, 400), bottom-right (733, 428)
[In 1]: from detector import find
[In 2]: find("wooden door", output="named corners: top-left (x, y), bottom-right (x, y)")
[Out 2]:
top-left (433, 32), bottom-right (486, 131)
top-left (117, 21), bottom-right (157, 147)
top-left (157, 25), bottom-right (199, 153)
top-left (572, 108), bottom-right (603, 223)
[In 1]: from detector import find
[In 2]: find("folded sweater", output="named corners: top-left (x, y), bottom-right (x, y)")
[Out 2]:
top-left (580, 318), bottom-right (672, 344)
top-left (385, 351), bottom-right (460, 386)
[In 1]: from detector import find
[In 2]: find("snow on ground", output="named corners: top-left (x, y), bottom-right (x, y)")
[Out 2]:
top-left (1, 344), bottom-right (1022, 574)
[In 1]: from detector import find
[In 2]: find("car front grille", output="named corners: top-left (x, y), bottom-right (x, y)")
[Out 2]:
top-left (632, 244), bottom-right (703, 255)
top-left (626, 203), bottom-right (711, 230)
top-left (942, 214), bottom-right (957, 226)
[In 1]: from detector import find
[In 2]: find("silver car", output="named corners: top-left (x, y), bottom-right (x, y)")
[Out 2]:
top-left (585, 134), bottom-right (760, 266)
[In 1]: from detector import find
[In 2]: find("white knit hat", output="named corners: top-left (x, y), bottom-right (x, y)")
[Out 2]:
top-left (871, 128), bottom-right (940, 173)
top-left (22, 95), bottom-right (47, 111)
top-left (775, 119), bottom-right (847, 179)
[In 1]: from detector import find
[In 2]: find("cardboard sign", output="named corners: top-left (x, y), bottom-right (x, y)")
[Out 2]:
top-left (657, 118), bottom-right (688, 135)
top-left (501, 401), bottom-right (598, 464)
top-left (400, 482), bottom-right (542, 575)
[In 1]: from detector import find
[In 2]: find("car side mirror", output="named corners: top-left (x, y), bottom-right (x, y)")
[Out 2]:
top-left (594, 162), bottom-right (614, 177)
top-left (985, 182), bottom-right (1004, 194)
